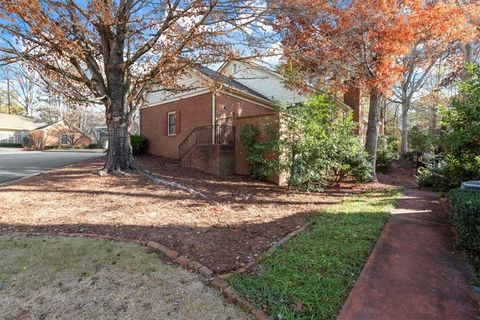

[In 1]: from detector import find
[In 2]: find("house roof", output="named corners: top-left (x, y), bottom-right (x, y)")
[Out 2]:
top-left (219, 60), bottom-right (353, 112)
top-left (146, 60), bottom-right (353, 112)
top-left (33, 120), bottom-right (93, 138)
top-left (0, 113), bottom-right (48, 131)
top-left (193, 65), bottom-right (271, 102)
top-left (34, 122), bottom-right (56, 130)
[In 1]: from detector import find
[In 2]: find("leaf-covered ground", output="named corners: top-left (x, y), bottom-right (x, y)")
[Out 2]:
top-left (0, 155), bottom-right (377, 273)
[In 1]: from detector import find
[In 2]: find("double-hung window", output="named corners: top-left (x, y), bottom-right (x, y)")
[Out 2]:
top-left (60, 133), bottom-right (71, 145)
top-left (167, 111), bottom-right (176, 136)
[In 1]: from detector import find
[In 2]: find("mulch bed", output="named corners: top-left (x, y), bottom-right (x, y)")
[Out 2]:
top-left (0, 155), bottom-right (376, 273)
top-left (377, 159), bottom-right (419, 188)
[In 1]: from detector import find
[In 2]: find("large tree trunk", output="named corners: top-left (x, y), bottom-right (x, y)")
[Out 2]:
top-left (103, 115), bottom-right (135, 174)
top-left (400, 100), bottom-right (409, 155)
top-left (365, 88), bottom-right (381, 181)
top-left (101, 43), bottom-right (135, 174)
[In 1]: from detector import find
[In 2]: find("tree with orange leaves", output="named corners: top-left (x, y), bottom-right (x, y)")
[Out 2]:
top-left (274, 0), bottom-right (471, 180)
top-left (455, 0), bottom-right (480, 71)
top-left (0, 0), bottom-right (272, 175)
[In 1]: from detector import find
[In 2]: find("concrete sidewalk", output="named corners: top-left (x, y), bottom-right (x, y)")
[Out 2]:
top-left (339, 189), bottom-right (478, 320)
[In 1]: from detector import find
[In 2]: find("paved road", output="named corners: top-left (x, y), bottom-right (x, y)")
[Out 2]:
top-left (0, 151), bottom-right (103, 185)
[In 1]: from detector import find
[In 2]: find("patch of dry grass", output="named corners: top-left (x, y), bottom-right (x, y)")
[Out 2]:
top-left (0, 235), bottom-right (250, 320)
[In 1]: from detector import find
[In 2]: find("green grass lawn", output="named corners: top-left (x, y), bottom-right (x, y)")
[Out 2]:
top-left (229, 188), bottom-right (402, 320)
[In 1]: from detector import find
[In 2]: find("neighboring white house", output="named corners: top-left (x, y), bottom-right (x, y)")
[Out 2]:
top-left (0, 113), bottom-right (47, 144)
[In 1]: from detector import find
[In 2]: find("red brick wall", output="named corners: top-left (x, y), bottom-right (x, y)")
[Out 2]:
top-left (215, 92), bottom-right (274, 123)
top-left (140, 93), bottom-right (213, 159)
top-left (40, 124), bottom-right (92, 148)
top-left (181, 144), bottom-right (235, 176)
top-left (140, 91), bottom-right (275, 159)
top-left (233, 113), bottom-right (285, 185)
top-left (343, 85), bottom-right (362, 133)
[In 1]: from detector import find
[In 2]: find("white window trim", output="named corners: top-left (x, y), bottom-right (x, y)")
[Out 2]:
top-left (167, 111), bottom-right (176, 136)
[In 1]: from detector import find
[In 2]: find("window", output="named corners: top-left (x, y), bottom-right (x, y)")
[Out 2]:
top-left (59, 133), bottom-right (72, 145)
top-left (167, 111), bottom-right (176, 136)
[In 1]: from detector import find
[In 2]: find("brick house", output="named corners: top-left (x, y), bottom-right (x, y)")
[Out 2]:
top-left (0, 113), bottom-right (48, 145)
top-left (140, 60), bottom-right (362, 184)
top-left (30, 120), bottom-right (92, 149)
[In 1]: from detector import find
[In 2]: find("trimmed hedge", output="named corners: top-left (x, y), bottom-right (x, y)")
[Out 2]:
top-left (130, 134), bottom-right (149, 156)
top-left (0, 143), bottom-right (22, 148)
top-left (447, 189), bottom-right (480, 283)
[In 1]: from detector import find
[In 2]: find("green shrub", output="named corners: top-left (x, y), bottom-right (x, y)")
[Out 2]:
top-left (419, 64), bottom-right (480, 192)
top-left (418, 166), bottom-right (449, 190)
top-left (440, 64), bottom-right (480, 160)
top-left (345, 151), bottom-right (374, 183)
top-left (447, 189), bottom-right (480, 283)
top-left (375, 135), bottom-right (399, 172)
top-left (409, 126), bottom-right (435, 153)
top-left (130, 134), bottom-right (149, 155)
top-left (0, 143), bottom-right (22, 148)
top-left (240, 124), bottom-right (271, 180)
top-left (241, 94), bottom-right (372, 190)
top-left (376, 149), bottom-right (397, 172)
top-left (441, 155), bottom-right (480, 189)
top-left (418, 152), bottom-right (447, 190)
top-left (419, 154), bottom-right (480, 191)
top-left (402, 151), bottom-right (417, 161)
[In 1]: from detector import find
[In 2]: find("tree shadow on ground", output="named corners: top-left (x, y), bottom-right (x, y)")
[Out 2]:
top-left (0, 214), bottom-right (316, 273)
top-left (0, 155), bottom-right (390, 273)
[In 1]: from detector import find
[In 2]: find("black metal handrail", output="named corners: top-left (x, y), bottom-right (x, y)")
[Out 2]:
top-left (179, 125), bottom-right (234, 160)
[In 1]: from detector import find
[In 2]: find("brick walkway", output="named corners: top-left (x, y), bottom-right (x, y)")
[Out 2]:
top-left (339, 188), bottom-right (478, 320)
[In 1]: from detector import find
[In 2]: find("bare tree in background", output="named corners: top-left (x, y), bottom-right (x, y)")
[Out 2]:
top-left (391, 48), bottom-right (442, 155)
top-left (28, 130), bottom-right (46, 150)
top-left (11, 67), bottom-right (42, 117)
top-left (456, 0), bottom-right (480, 66)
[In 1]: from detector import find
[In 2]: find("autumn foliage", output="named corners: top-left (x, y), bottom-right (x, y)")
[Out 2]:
top-left (273, 0), bottom-right (473, 179)
top-left (275, 0), bottom-right (471, 93)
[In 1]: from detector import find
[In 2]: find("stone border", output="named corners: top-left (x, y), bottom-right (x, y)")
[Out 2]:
top-left (0, 231), bottom-right (269, 320)
top-left (225, 224), bottom-right (309, 278)
top-left (208, 224), bottom-right (311, 319)
top-left (144, 239), bottom-right (269, 319)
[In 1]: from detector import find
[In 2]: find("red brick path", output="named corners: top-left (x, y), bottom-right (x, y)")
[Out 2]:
top-left (339, 188), bottom-right (478, 320)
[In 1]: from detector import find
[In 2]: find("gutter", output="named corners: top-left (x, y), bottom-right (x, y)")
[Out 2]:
top-left (211, 92), bottom-right (216, 144)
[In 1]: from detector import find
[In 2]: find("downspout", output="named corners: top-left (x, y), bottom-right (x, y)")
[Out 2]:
top-left (212, 92), bottom-right (216, 144)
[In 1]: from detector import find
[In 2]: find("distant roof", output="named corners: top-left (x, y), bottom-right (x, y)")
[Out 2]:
top-left (0, 113), bottom-right (48, 131)
top-left (33, 122), bottom-right (55, 130)
top-left (194, 65), bottom-right (271, 102)
top-left (32, 120), bottom-right (94, 138)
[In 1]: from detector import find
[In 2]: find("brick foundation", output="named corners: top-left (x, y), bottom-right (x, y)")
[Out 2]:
top-left (181, 144), bottom-right (235, 176)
